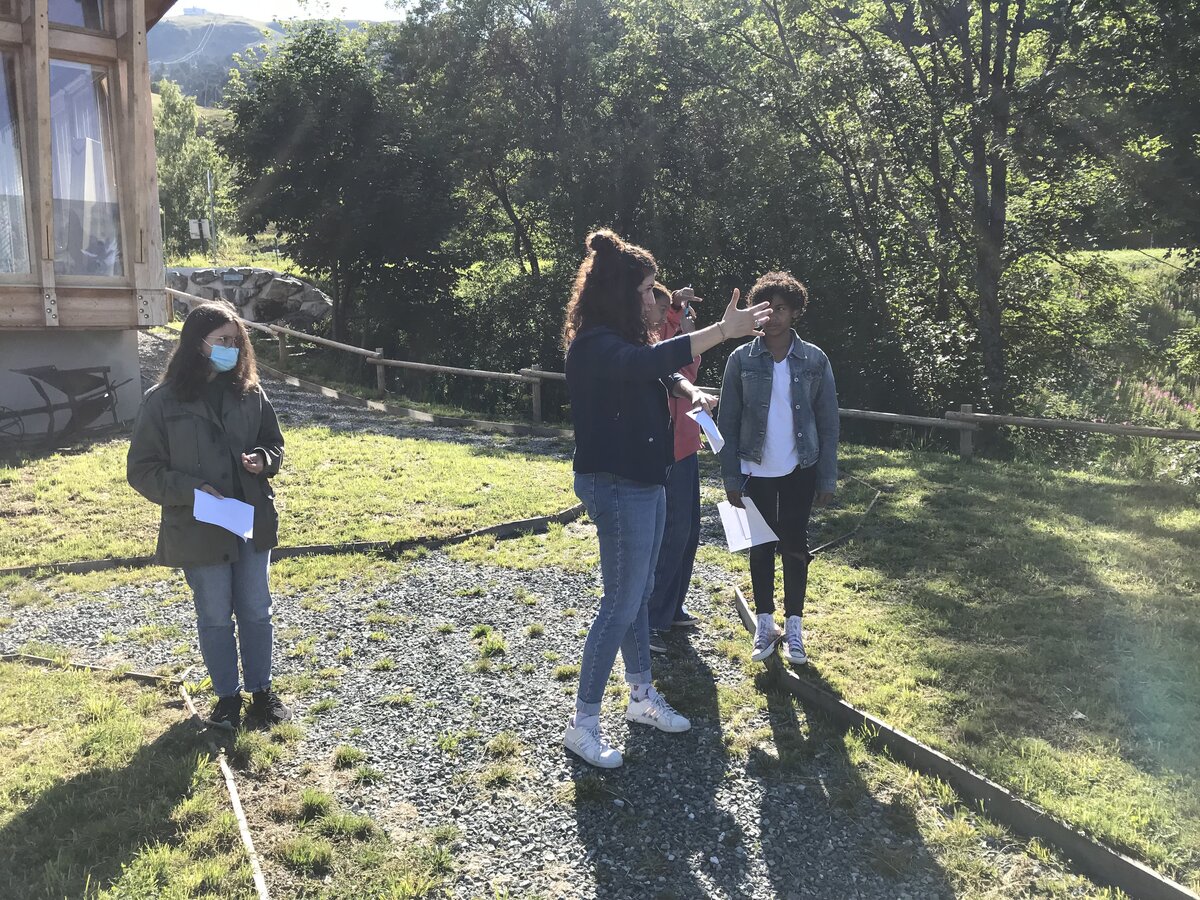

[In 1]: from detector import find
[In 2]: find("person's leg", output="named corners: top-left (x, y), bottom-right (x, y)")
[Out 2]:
top-left (745, 475), bottom-right (782, 615)
top-left (647, 458), bottom-right (692, 633)
top-left (623, 482), bottom-right (690, 733)
top-left (573, 473), bottom-right (665, 720)
top-left (184, 561), bottom-right (243, 728)
top-left (777, 465), bottom-right (818, 619)
top-left (671, 453), bottom-right (701, 624)
top-left (619, 484), bottom-right (666, 686)
top-left (231, 544), bottom-right (274, 693)
top-left (184, 562), bottom-right (240, 697)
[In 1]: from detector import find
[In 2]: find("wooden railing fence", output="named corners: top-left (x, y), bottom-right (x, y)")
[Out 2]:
top-left (167, 288), bottom-right (1200, 458)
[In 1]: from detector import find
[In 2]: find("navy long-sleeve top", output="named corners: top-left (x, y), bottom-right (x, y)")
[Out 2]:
top-left (565, 326), bottom-right (695, 485)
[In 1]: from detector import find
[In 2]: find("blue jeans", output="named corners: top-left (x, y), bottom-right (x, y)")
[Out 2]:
top-left (573, 471), bottom-right (666, 717)
top-left (647, 453), bottom-right (700, 630)
top-left (183, 545), bottom-right (274, 697)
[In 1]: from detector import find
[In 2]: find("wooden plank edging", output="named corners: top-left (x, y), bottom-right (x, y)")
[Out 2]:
top-left (179, 683), bottom-right (271, 900)
top-left (732, 588), bottom-right (1199, 900)
top-left (0, 504), bottom-right (587, 578)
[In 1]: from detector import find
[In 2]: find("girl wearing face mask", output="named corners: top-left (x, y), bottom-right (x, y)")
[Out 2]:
top-left (127, 301), bottom-right (289, 732)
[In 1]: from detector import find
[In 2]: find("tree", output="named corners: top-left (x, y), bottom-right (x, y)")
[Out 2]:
top-left (221, 21), bottom-right (459, 343)
top-left (153, 79), bottom-right (229, 259)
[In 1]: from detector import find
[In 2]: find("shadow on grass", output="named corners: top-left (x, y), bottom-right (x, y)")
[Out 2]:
top-left (752, 662), bottom-right (956, 898)
top-left (566, 630), bottom-right (748, 898)
top-left (0, 720), bottom-right (207, 898)
top-left (817, 447), bottom-right (1200, 879)
top-left (563, 626), bottom-right (952, 897)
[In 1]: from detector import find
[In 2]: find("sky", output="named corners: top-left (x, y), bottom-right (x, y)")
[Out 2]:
top-left (163, 0), bottom-right (404, 21)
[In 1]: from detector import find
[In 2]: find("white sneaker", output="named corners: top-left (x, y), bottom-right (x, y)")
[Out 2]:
top-left (563, 717), bottom-right (623, 768)
top-left (626, 686), bottom-right (691, 733)
top-left (780, 615), bottom-right (807, 665)
top-left (750, 613), bottom-right (782, 662)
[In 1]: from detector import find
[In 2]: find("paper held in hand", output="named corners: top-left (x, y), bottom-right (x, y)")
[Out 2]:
top-left (716, 497), bottom-right (778, 552)
top-left (685, 407), bottom-right (725, 453)
top-left (193, 489), bottom-right (254, 540)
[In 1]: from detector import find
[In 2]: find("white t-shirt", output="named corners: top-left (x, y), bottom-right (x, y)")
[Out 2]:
top-left (741, 352), bottom-right (800, 478)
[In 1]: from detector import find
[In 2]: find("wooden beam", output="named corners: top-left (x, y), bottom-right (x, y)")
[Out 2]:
top-left (47, 29), bottom-right (117, 59)
top-left (0, 288), bottom-right (46, 326)
top-left (23, 0), bottom-right (57, 326)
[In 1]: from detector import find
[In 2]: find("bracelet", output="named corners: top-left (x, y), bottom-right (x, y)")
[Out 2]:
top-left (717, 320), bottom-right (727, 340)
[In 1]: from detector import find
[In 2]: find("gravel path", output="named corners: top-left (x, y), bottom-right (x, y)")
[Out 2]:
top-left (0, 332), bottom-right (1088, 898)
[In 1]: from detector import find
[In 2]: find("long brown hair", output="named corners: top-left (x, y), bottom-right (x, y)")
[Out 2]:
top-left (562, 229), bottom-right (657, 349)
top-left (162, 301), bottom-right (260, 401)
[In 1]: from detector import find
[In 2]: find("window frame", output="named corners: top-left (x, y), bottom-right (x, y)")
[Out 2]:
top-left (47, 0), bottom-right (113, 37)
top-left (0, 40), bottom-right (37, 283)
top-left (47, 54), bottom-right (129, 285)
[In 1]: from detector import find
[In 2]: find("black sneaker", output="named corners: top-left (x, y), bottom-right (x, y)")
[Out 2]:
top-left (649, 629), bottom-right (669, 655)
top-left (204, 694), bottom-right (242, 731)
top-left (672, 610), bottom-right (702, 629)
top-left (247, 689), bottom-right (292, 726)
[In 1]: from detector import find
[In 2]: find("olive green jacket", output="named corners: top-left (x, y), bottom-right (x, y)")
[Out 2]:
top-left (127, 380), bottom-right (284, 568)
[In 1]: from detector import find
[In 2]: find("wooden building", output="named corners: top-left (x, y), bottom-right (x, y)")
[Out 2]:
top-left (0, 0), bottom-right (175, 439)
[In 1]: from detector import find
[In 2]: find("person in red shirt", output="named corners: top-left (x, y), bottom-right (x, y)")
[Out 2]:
top-left (647, 284), bottom-right (708, 651)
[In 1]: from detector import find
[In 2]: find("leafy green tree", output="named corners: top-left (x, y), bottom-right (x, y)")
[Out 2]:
top-left (221, 21), bottom-right (459, 343)
top-left (153, 79), bottom-right (230, 259)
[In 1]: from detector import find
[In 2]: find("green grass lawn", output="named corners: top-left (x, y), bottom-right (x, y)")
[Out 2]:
top-left (0, 662), bottom-right (255, 898)
top-left (0, 427), bottom-right (574, 568)
top-left (3, 423), bottom-right (1197, 890)
top-left (690, 445), bottom-right (1200, 889)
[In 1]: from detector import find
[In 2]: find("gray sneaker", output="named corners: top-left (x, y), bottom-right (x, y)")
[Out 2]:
top-left (750, 613), bottom-right (782, 662)
top-left (780, 615), bottom-right (807, 665)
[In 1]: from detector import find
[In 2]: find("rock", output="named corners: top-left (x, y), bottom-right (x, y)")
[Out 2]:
top-left (167, 266), bottom-right (332, 325)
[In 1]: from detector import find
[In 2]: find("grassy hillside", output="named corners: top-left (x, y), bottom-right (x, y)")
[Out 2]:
top-left (148, 14), bottom-right (283, 68)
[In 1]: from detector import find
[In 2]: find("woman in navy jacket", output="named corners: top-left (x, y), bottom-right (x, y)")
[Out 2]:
top-left (561, 230), bottom-right (769, 768)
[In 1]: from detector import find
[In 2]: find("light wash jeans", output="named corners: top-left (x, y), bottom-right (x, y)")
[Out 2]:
top-left (183, 544), bottom-right (274, 697)
top-left (573, 471), bottom-right (666, 717)
top-left (647, 452), bottom-right (700, 630)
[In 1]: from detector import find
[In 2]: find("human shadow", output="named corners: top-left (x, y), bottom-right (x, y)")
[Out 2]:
top-left (752, 662), bottom-right (956, 898)
top-left (0, 719), bottom-right (208, 898)
top-left (569, 622), bottom-right (748, 899)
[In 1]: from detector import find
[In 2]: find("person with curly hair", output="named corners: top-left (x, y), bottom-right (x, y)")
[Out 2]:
top-left (562, 230), bottom-right (770, 768)
top-left (716, 272), bottom-right (839, 666)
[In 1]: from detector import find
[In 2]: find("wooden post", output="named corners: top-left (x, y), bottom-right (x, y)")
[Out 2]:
top-left (277, 332), bottom-right (287, 364)
top-left (958, 404), bottom-right (974, 460)
top-left (530, 365), bottom-right (543, 424)
top-left (375, 349), bottom-right (386, 395)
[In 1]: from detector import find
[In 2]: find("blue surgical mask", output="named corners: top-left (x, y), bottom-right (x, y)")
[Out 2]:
top-left (208, 344), bottom-right (240, 373)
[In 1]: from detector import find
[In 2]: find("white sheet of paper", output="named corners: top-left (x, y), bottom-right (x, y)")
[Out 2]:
top-left (686, 407), bottom-right (725, 453)
top-left (716, 497), bottom-right (779, 551)
top-left (193, 489), bottom-right (254, 540)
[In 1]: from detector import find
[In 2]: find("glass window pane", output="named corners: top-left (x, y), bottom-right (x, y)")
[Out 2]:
top-left (0, 52), bottom-right (30, 274)
top-left (50, 60), bottom-right (122, 277)
top-left (49, 0), bottom-right (105, 30)
top-left (0, 2), bottom-right (16, 21)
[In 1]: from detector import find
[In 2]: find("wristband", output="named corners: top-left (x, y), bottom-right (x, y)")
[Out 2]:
top-left (717, 320), bottom-right (727, 340)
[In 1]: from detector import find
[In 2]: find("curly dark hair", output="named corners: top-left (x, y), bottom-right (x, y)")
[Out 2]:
top-left (161, 300), bottom-right (260, 401)
top-left (747, 271), bottom-right (808, 315)
top-left (563, 229), bottom-right (657, 349)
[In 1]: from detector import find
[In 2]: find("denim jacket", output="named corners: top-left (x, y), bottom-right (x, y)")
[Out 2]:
top-left (717, 332), bottom-right (839, 495)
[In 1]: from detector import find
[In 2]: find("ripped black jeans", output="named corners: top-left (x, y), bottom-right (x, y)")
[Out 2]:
top-left (745, 464), bottom-right (817, 619)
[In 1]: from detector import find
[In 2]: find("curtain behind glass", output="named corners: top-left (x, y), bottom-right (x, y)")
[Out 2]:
top-left (0, 53), bottom-right (29, 274)
top-left (49, 0), bottom-right (104, 30)
top-left (50, 60), bottom-right (122, 277)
